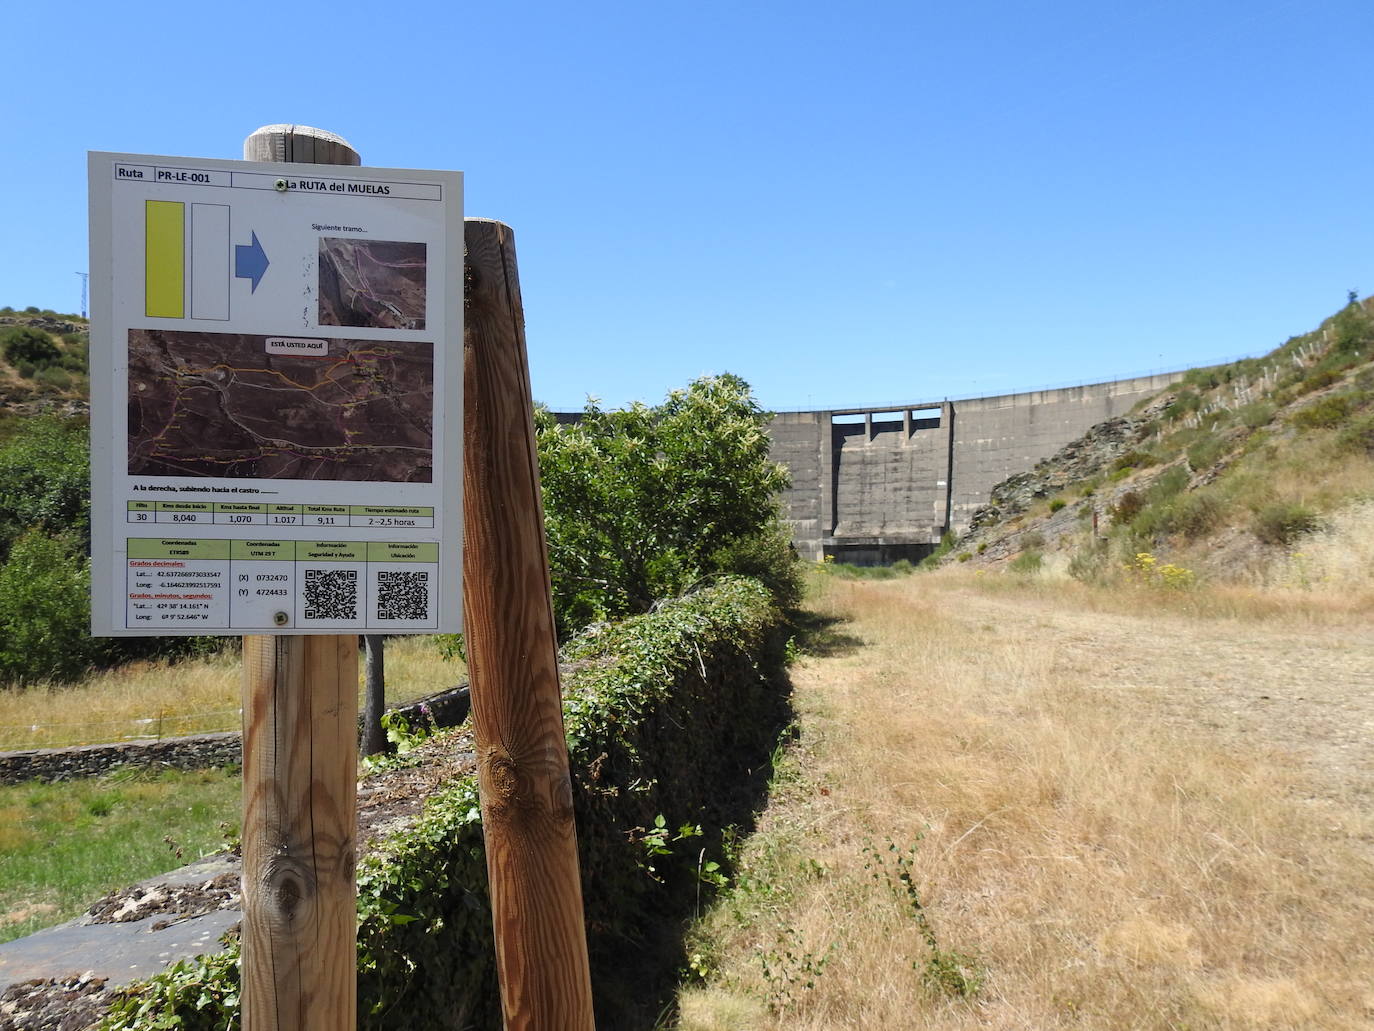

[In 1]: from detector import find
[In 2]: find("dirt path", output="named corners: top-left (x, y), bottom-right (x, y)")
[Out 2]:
top-left (935, 583), bottom-right (1374, 816)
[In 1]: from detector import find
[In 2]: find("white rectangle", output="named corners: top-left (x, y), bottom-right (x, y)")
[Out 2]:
top-left (89, 150), bottom-right (463, 636)
top-left (265, 337), bottom-right (329, 356)
top-left (190, 203), bottom-right (230, 320)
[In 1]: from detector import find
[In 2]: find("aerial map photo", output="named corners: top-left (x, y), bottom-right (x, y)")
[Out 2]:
top-left (127, 329), bottom-right (433, 481)
top-left (318, 238), bottom-right (427, 330)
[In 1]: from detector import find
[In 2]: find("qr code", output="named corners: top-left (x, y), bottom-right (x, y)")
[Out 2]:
top-left (303, 568), bottom-right (358, 620)
top-left (376, 570), bottom-right (430, 621)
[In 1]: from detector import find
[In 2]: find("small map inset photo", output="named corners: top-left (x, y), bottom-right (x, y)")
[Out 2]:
top-left (128, 328), bottom-right (433, 482)
top-left (318, 238), bottom-right (427, 330)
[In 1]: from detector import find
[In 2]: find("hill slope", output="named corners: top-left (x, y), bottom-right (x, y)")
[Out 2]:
top-left (944, 296), bottom-right (1374, 590)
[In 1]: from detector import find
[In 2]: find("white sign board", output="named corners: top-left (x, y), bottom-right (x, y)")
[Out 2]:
top-left (87, 152), bottom-right (462, 635)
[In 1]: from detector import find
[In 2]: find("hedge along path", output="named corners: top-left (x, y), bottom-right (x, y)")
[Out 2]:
top-left (97, 577), bottom-right (785, 1030)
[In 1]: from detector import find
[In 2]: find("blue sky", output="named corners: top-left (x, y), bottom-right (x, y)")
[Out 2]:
top-left (5, 0), bottom-right (1371, 410)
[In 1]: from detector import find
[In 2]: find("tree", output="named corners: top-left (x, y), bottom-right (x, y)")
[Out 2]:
top-left (361, 634), bottom-right (387, 755)
top-left (535, 374), bottom-right (795, 637)
top-left (2, 327), bottom-right (60, 369)
top-left (0, 530), bottom-right (98, 685)
top-left (0, 417), bottom-right (90, 558)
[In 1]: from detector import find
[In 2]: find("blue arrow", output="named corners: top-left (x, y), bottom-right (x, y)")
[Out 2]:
top-left (234, 231), bottom-right (269, 293)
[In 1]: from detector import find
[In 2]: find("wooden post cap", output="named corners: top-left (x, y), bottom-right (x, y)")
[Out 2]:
top-left (243, 125), bottom-right (361, 165)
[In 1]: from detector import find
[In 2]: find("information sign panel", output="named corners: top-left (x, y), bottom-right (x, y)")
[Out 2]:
top-left (87, 152), bottom-right (462, 635)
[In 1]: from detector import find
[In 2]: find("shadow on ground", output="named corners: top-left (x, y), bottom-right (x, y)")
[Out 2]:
top-left (790, 608), bottom-right (864, 658)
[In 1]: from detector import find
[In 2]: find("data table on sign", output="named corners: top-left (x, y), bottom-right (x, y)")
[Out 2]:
top-left (126, 502), bottom-right (436, 529)
top-left (124, 538), bottom-right (440, 632)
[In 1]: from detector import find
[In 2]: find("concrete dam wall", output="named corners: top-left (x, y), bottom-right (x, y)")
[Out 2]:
top-left (769, 371), bottom-right (1183, 563)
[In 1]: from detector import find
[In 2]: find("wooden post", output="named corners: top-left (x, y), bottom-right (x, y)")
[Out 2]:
top-left (240, 124), bottom-right (361, 1031)
top-left (463, 217), bottom-right (595, 1029)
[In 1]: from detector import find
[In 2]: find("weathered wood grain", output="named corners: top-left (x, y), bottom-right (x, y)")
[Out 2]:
top-left (463, 217), bottom-right (595, 1029)
top-left (241, 635), bottom-right (358, 1031)
top-left (240, 124), bottom-right (361, 1031)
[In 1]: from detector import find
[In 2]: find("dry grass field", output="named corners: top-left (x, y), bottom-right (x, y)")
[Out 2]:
top-left (677, 570), bottom-right (1374, 1029)
top-left (0, 637), bottom-right (464, 751)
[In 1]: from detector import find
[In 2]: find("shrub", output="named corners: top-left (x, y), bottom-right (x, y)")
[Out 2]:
top-left (1125, 552), bottom-right (1196, 589)
top-left (1169, 493), bottom-right (1225, 538)
top-left (1, 327), bottom-right (60, 369)
top-left (36, 366), bottom-right (72, 391)
top-left (1048, 498), bottom-right (1067, 513)
top-left (1292, 395), bottom-right (1353, 430)
top-left (1110, 491), bottom-right (1145, 526)
top-left (1336, 412), bottom-right (1374, 454)
top-left (0, 531), bottom-right (98, 685)
top-left (14, 361), bottom-right (35, 379)
top-left (1297, 369), bottom-right (1340, 395)
top-left (1252, 502), bottom-right (1320, 545)
top-left (536, 375), bottom-right (791, 636)
top-left (1020, 530), bottom-right (1045, 550)
top-left (1008, 550), bottom-right (1042, 574)
top-left (1147, 466), bottom-right (1189, 503)
top-left (1112, 450), bottom-right (1158, 472)
top-left (1067, 541), bottom-right (1109, 583)
top-left (1186, 436), bottom-right (1228, 470)
top-left (1331, 302), bottom-right (1374, 353)
top-left (1162, 390), bottom-right (1202, 419)
top-left (957, 552), bottom-right (973, 562)
top-left (103, 577), bottom-right (789, 1031)
top-left (0, 417), bottom-right (90, 555)
top-left (1237, 401), bottom-right (1276, 429)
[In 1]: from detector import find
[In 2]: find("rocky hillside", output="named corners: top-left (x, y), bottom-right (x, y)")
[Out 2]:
top-left (0, 307), bottom-right (91, 419)
top-left (944, 295), bottom-right (1374, 587)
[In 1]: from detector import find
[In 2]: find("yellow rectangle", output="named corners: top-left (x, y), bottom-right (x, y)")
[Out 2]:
top-left (145, 200), bottom-right (185, 318)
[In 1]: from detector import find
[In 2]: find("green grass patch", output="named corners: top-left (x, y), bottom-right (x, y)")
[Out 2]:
top-left (0, 766), bottom-right (240, 943)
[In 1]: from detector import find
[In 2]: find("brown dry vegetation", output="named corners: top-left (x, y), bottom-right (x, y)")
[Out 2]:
top-left (676, 571), bottom-right (1374, 1030)
top-left (0, 637), bottom-right (463, 751)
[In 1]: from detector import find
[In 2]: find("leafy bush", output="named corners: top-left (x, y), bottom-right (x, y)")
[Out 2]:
top-left (1186, 436), bottom-right (1228, 470)
top-left (36, 366), bottom-right (72, 391)
top-left (536, 375), bottom-right (792, 636)
top-left (103, 577), bottom-right (789, 1031)
top-left (1297, 369), bottom-right (1340, 395)
top-left (1292, 395), bottom-right (1353, 430)
top-left (0, 531), bottom-right (98, 685)
top-left (1067, 541), bottom-right (1109, 583)
top-left (1110, 491), bottom-right (1145, 526)
top-left (1331, 302), bottom-right (1374, 354)
top-left (918, 531), bottom-right (958, 570)
top-left (0, 417), bottom-right (90, 556)
top-left (1252, 502), bottom-right (1320, 545)
top-left (1170, 493), bottom-right (1225, 538)
top-left (1162, 390), bottom-right (1202, 420)
top-left (1112, 450), bottom-right (1158, 472)
top-left (1336, 412), bottom-right (1374, 454)
top-left (1237, 401), bottom-right (1276, 429)
top-left (1048, 498), bottom-right (1067, 513)
top-left (1, 327), bottom-right (59, 369)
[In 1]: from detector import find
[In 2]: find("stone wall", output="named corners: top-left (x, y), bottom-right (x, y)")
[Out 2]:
top-left (0, 733), bottom-right (242, 785)
top-left (0, 685), bottom-right (472, 785)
